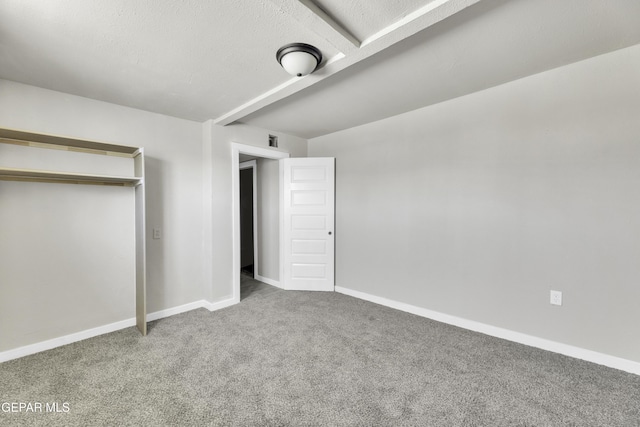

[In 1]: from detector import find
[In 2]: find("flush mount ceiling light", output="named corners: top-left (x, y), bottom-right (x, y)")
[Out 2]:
top-left (276, 43), bottom-right (322, 77)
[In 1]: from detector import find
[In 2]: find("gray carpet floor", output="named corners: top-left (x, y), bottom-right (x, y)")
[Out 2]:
top-left (1, 288), bottom-right (639, 426)
top-left (241, 275), bottom-right (283, 301)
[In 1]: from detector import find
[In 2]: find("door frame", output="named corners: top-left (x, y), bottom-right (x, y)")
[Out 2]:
top-left (231, 143), bottom-right (289, 303)
top-left (239, 160), bottom-right (258, 278)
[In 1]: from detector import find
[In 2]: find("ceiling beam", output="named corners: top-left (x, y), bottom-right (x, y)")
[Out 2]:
top-left (214, 0), bottom-right (482, 127)
top-left (267, 0), bottom-right (360, 53)
top-left (298, 0), bottom-right (361, 50)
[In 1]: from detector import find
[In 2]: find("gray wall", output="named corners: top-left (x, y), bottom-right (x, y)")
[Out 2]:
top-left (309, 43), bottom-right (640, 363)
top-left (257, 158), bottom-right (280, 282)
top-left (0, 79), bottom-right (204, 351)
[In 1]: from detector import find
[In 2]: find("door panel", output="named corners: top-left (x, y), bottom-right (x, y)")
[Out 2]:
top-left (291, 190), bottom-right (326, 205)
top-left (292, 215), bottom-right (326, 230)
top-left (292, 239), bottom-right (327, 255)
top-left (282, 158), bottom-right (335, 291)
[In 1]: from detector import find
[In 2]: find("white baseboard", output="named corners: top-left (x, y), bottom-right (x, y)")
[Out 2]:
top-left (255, 274), bottom-right (283, 289)
top-left (146, 300), bottom-right (209, 322)
top-left (202, 297), bottom-right (237, 312)
top-left (148, 298), bottom-right (237, 319)
top-left (335, 286), bottom-right (640, 376)
top-left (0, 297), bottom-right (238, 364)
top-left (0, 318), bottom-right (136, 364)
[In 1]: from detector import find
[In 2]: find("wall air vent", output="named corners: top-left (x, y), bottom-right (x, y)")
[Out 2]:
top-left (269, 134), bottom-right (278, 148)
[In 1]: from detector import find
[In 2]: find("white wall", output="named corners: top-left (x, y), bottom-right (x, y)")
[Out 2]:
top-left (202, 122), bottom-right (307, 301)
top-left (309, 43), bottom-right (640, 363)
top-left (0, 181), bottom-right (135, 351)
top-left (0, 80), bottom-right (204, 351)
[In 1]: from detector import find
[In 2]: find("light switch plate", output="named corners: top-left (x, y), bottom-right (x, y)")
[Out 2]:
top-left (550, 290), bottom-right (562, 306)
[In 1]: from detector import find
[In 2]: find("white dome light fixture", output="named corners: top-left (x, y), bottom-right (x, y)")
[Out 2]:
top-left (276, 43), bottom-right (322, 77)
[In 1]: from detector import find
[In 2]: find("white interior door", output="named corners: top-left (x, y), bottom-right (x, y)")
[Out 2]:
top-left (282, 157), bottom-right (335, 291)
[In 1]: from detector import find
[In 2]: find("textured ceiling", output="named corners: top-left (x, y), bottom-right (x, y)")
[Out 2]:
top-left (1, 0), bottom-right (640, 139)
top-left (0, 0), bottom-right (340, 120)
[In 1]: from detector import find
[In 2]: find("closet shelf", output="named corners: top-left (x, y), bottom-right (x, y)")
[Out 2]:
top-left (0, 127), bottom-right (139, 157)
top-left (0, 166), bottom-right (142, 186)
top-left (0, 126), bottom-right (147, 336)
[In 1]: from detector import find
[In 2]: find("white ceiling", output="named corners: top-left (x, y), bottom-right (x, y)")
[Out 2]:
top-left (1, 0), bottom-right (640, 139)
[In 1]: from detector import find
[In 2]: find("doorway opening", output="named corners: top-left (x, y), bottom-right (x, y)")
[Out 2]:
top-left (239, 158), bottom-right (279, 300)
top-left (239, 160), bottom-right (256, 278)
top-left (231, 143), bottom-right (289, 304)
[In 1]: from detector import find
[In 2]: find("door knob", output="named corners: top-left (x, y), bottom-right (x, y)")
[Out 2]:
top-left (328, 231), bottom-right (332, 235)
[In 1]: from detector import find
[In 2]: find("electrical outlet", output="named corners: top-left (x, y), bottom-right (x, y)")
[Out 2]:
top-left (550, 290), bottom-right (562, 306)
top-left (153, 228), bottom-right (161, 240)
